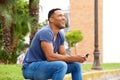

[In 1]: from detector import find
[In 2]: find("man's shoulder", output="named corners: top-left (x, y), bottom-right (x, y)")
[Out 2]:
top-left (39, 25), bottom-right (51, 33)
top-left (36, 25), bottom-right (53, 37)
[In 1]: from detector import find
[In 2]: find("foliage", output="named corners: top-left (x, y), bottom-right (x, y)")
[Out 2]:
top-left (0, 0), bottom-right (29, 41)
top-left (16, 40), bottom-right (29, 54)
top-left (0, 0), bottom-right (30, 63)
top-left (65, 30), bottom-right (83, 47)
top-left (0, 50), bottom-right (9, 64)
top-left (0, 0), bottom-right (29, 47)
top-left (13, 0), bottom-right (29, 39)
top-left (0, 49), bottom-right (18, 64)
top-left (0, 9), bottom-right (12, 28)
top-left (0, 40), bottom-right (30, 64)
top-left (38, 19), bottom-right (48, 29)
top-left (0, 22), bottom-right (2, 49)
top-left (29, 0), bottom-right (40, 44)
top-left (30, 0), bottom-right (39, 9)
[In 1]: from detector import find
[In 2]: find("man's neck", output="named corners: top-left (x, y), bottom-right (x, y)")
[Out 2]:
top-left (50, 24), bottom-right (60, 36)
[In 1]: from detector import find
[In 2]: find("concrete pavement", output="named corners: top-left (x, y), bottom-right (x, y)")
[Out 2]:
top-left (64, 69), bottom-right (120, 80)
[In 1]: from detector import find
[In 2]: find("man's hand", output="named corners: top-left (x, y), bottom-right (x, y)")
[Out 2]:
top-left (75, 54), bottom-right (86, 63)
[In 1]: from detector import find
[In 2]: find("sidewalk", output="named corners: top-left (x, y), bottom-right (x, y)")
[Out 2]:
top-left (109, 76), bottom-right (120, 80)
top-left (64, 69), bottom-right (120, 80)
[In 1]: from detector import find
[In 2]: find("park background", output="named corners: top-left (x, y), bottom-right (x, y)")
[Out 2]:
top-left (39, 0), bottom-right (120, 63)
top-left (0, 0), bottom-right (120, 80)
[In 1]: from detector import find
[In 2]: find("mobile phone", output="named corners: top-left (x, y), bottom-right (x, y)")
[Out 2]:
top-left (85, 53), bottom-right (90, 58)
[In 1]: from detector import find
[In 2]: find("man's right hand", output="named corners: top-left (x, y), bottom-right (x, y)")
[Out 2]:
top-left (75, 54), bottom-right (86, 63)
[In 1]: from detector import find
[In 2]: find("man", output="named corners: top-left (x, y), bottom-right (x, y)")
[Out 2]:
top-left (22, 8), bottom-right (86, 80)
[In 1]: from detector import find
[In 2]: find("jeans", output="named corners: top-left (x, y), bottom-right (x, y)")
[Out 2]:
top-left (22, 61), bottom-right (82, 80)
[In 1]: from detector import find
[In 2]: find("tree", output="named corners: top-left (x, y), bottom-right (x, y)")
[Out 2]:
top-left (12, 0), bottom-right (29, 53)
top-left (29, 0), bottom-right (39, 44)
top-left (0, 20), bottom-right (2, 49)
top-left (0, 0), bottom-right (29, 53)
top-left (0, 0), bottom-right (13, 54)
top-left (65, 30), bottom-right (83, 54)
top-left (0, 0), bottom-right (29, 63)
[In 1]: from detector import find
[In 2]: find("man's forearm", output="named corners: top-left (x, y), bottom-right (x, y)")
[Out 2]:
top-left (47, 53), bottom-right (79, 62)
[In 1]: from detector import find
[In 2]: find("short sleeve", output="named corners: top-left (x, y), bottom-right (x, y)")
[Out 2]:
top-left (37, 29), bottom-right (53, 43)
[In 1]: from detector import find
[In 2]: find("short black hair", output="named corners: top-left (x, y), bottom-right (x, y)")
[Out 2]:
top-left (48, 8), bottom-right (61, 20)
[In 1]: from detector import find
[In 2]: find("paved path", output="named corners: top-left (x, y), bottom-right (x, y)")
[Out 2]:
top-left (109, 77), bottom-right (120, 80)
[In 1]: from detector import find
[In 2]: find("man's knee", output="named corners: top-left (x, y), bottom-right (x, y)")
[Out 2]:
top-left (73, 62), bottom-right (82, 71)
top-left (56, 61), bottom-right (67, 69)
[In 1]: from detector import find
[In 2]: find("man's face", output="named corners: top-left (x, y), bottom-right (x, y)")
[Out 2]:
top-left (51, 10), bottom-right (66, 29)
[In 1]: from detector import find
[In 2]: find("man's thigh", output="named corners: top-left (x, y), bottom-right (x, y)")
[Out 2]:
top-left (32, 61), bottom-right (67, 79)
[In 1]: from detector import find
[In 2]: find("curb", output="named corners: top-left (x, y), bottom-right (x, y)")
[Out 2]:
top-left (64, 69), bottom-right (120, 80)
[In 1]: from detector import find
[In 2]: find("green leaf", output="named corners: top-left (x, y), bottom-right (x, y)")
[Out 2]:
top-left (65, 30), bottom-right (83, 47)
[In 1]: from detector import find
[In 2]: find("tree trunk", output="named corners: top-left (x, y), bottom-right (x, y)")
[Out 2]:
top-left (29, 0), bottom-right (39, 44)
top-left (0, 16), bottom-right (13, 54)
top-left (0, 1), bottom-right (15, 54)
top-left (0, 0), bottom-right (7, 4)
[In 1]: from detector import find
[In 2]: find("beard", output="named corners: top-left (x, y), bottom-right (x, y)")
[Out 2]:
top-left (56, 22), bottom-right (66, 29)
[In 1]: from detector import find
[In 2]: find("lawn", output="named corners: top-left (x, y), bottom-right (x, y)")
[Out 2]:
top-left (0, 64), bottom-right (24, 80)
top-left (0, 63), bottom-right (120, 80)
top-left (82, 63), bottom-right (120, 73)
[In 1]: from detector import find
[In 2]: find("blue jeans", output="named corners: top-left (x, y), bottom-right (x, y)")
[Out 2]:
top-left (22, 61), bottom-right (82, 80)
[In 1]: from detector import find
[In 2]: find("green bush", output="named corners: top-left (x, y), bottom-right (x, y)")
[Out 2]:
top-left (65, 30), bottom-right (83, 47)
top-left (0, 50), bottom-right (9, 63)
top-left (0, 50), bottom-right (17, 64)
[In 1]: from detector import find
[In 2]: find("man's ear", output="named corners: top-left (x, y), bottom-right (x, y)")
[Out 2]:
top-left (49, 17), bottom-right (54, 23)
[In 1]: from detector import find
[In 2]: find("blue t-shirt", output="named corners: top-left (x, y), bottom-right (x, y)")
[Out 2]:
top-left (22, 25), bottom-right (65, 68)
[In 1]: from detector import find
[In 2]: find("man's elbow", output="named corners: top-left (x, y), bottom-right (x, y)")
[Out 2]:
top-left (46, 56), bottom-right (54, 62)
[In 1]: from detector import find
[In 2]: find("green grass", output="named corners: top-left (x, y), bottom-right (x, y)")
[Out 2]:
top-left (0, 64), bottom-right (24, 80)
top-left (82, 63), bottom-right (120, 73)
top-left (0, 63), bottom-right (120, 80)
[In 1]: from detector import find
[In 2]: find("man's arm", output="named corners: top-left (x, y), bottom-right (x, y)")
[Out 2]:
top-left (58, 45), bottom-right (66, 55)
top-left (41, 41), bottom-right (86, 63)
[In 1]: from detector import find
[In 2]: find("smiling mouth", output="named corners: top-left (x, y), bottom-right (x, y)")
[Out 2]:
top-left (62, 20), bottom-right (66, 24)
